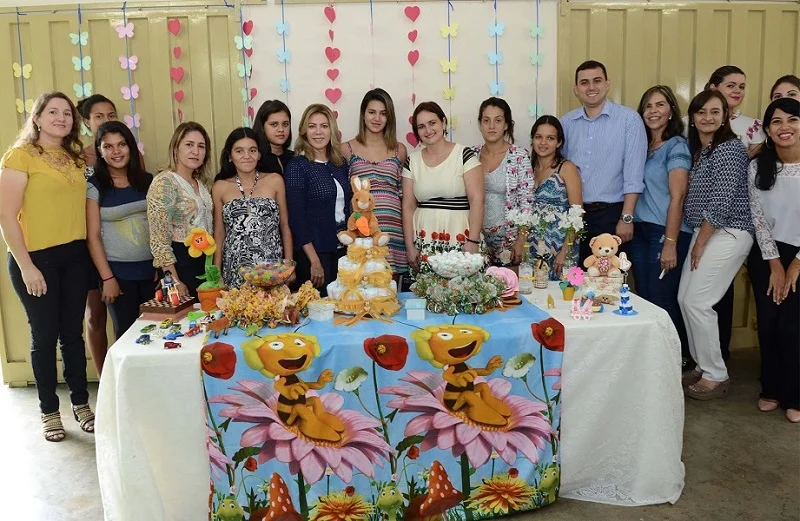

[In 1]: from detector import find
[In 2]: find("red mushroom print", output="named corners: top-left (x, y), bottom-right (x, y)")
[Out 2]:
top-left (263, 473), bottom-right (303, 521)
top-left (418, 461), bottom-right (462, 516)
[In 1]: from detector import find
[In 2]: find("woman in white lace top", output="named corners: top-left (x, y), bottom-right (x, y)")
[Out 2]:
top-left (747, 97), bottom-right (800, 423)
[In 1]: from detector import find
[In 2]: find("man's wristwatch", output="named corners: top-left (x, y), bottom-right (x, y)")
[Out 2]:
top-left (620, 214), bottom-right (634, 224)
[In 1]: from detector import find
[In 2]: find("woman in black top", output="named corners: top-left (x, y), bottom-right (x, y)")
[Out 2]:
top-left (254, 100), bottom-right (294, 175)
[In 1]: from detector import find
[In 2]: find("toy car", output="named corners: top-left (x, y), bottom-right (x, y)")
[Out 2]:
top-left (169, 324), bottom-right (182, 333)
top-left (160, 318), bottom-right (174, 329)
top-left (164, 341), bottom-right (181, 349)
top-left (140, 324), bottom-right (156, 333)
top-left (185, 326), bottom-right (202, 337)
top-left (188, 320), bottom-right (197, 329)
top-left (164, 331), bottom-right (184, 340)
top-left (136, 334), bottom-right (152, 345)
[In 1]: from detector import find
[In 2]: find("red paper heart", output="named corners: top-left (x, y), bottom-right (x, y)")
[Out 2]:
top-left (167, 18), bottom-right (181, 36)
top-left (173, 90), bottom-right (184, 102)
top-left (328, 29), bottom-right (334, 41)
top-left (408, 116), bottom-right (413, 125)
top-left (412, 93), bottom-right (416, 105)
top-left (324, 6), bottom-right (336, 23)
top-left (325, 88), bottom-right (342, 104)
top-left (170, 67), bottom-right (184, 83)
top-left (326, 68), bottom-right (339, 81)
top-left (404, 5), bottom-right (420, 22)
top-left (334, 110), bottom-right (339, 119)
top-left (248, 105), bottom-right (255, 120)
top-left (325, 47), bottom-right (341, 63)
top-left (407, 50), bottom-right (419, 66)
top-left (177, 108), bottom-right (184, 122)
top-left (407, 30), bottom-right (418, 43)
top-left (244, 48), bottom-right (253, 57)
top-left (173, 47), bottom-right (182, 59)
top-left (406, 131), bottom-right (419, 147)
top-left (250, 88), bottom-right (258, 99)
top-left (242, 20), bottom-right (254, 35)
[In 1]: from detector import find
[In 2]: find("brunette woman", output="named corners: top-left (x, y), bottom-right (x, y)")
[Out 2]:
top-left (253, 100), bottom-right (294, 175)
top-left (770, 75), bottom-right (800, 101)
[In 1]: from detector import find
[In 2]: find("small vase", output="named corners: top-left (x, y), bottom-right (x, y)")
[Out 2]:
top-left (534, 267), bottom-right (549, 289)
top-left (197, 286), bottom-right (225, 311)
top-left (562, 286), bottom-right (575, 301)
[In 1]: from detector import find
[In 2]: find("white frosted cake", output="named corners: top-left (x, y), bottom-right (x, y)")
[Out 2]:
top-left (327, 238), bottom-right (400, 318)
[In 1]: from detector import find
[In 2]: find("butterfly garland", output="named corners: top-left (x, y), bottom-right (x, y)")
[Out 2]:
top-left (236, 10), bottom-right (256, 128)
top-left (12, 62), bottom-right (34, 116)
top-left (487, 1), bottom-right (505, 96)
top-left (529, 0), bottom-right (544, 119)
top-left (276, 0), bottom-right (291, 97)
top-left (441, 1), bottom-right (457, 139)
top-left (117, 6), bottom-right (141, 147)
top-left (70, 8), bottom-right (92, 101)
top-left (405, 4), bottom-right (421, 148)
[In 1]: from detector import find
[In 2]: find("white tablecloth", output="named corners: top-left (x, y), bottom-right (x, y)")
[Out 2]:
top-left (96, 287), bottom-right (684, 520)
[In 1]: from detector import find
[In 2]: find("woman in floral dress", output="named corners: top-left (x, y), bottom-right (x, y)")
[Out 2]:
top-left (472, 97), bottom-right (533, 266)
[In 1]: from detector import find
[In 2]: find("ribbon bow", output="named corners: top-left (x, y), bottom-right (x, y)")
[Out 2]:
top-left (346, 244), bottom-right (389, 263)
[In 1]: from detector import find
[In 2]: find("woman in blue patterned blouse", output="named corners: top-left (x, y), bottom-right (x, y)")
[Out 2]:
top-left (678, 90), bottom-right (753, 401)
top-left (285, 104), bottom-right (351, 295)
top-left (630, 86), bottom-right (693, 365)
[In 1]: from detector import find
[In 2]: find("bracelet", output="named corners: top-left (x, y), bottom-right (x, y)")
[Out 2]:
top-left (466, 238), bottom-right (480, 245)
top-left (664, 236), bottom-right (677, 243)
top-left (102, 274), bottom-right (115, 282)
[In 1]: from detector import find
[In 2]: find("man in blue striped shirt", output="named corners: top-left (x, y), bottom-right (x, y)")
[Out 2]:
top-left (561, 60), bottom-right (647, 263)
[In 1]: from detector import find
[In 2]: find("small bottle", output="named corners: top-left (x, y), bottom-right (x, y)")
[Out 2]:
top-left (518, 240), bottom-right (534, 294)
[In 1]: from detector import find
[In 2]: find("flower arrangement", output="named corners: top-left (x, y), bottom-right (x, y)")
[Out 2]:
top-left (412, 228), bottom-right (474, 266)
top-left (410, 270), bottom-right (505, 315)
top-left (559, 266), bottom-right (584, 300)
top-left (426, 250), bottom-right (485, 279)
top-left (555, 204), bottom-right (586, 272)
top-left (216, 281), bottom-right (320, 330)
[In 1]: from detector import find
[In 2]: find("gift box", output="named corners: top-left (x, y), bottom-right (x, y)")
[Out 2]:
top-left (582, 275), bottom-right (623, 304)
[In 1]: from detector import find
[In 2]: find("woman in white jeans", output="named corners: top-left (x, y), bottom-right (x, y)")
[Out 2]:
top-left (678, 89), bottom-right (753, 400)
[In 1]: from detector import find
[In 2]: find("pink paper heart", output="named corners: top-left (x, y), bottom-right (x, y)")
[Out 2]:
top-left (242, 20), bottom-right (254, 36)
top-left (407, 30), bottom-right (418, 43)
top-left (173, 47), bottom-right (182, 59)
top-left (244, 48), bottom-right (253, 58)
top-left (173, 90), bottom-right (184, 102)
top-left (325, 46), bottom-right (341, 63)
top-left (250, 88), bottom-right (258, 99)
top-left (324, 6), bottom-right (336, 23)
top-left (177, 108), bottom-right (184, 122)
top-left (247, 105), bottom-right (255, 121)
top-left (167, 18), bottom-right (181, 36)
top-left (334, 110), bottom-right (339, 119)
top-left (412, 93), bottom-right (416, 105)
top-left (404, 5), bottom-right (420, 22)
top-left (406, 132), bottom-right (419, 148)
top-left (328, 29), bottom-right (334, 41)
top-left (326, 68), bottom-right (339, 81)
top-left (170, 67), bottom-right (184, 83)
top-left (325, 88), bottom-right (342, 104)
top-left (407, 49), bottom-right (419, 66)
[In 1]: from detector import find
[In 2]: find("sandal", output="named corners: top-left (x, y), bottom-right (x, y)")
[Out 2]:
top-left (686, 379), bottom-right (730, 401)
top-left (757, 398), bottom-right (779, 412)
top-left (72, 404), bottom-right (95, 433)
top-left (42, 412), bottom-right (66, 442)
top-left (681, 369), bottom-right (702, 388)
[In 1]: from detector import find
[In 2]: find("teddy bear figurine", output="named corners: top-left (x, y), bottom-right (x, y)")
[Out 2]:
top-left (583, 233), bottom-right (623, 277)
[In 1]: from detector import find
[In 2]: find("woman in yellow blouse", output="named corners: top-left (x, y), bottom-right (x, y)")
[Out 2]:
top-left (147, 122), bottom-right (213, 297)
top-left (0, 92), bottom-right (94, 442)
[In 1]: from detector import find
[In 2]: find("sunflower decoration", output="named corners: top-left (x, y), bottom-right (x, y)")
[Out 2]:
top-left (466, 473), bottom-right (537, 515)
top-left (184, 227), bottom-right (216, 258)
top-left (310, 491), bottom-right (374, 521)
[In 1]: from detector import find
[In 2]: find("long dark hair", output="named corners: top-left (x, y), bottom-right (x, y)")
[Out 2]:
top-left (637, 85), bottom-right (684, 144)
top-left (529, 115), bottom-right (565, 169)
top-left (76, 94), bottom-right (116, 121)
top-left (755, 98), bottom-right (800, 191)
top-left (13, 91), bottom-right (84, 168)
top-left (216, 127), bottom-right (260, 181)
top-left (478, 97), bottom-right (515, 144)
top-left (687, 90), bottom-right (737, 160)
top-left (93, 121), bottom-right (150, 196)
top-left (253, 99), bottom-right (292, 156)
top-left (356, 88), bottom-right (398, 149)
top-left (705, 65), bottom-right (745, 90)
top-left (412, 101), bottom-right (447, 141)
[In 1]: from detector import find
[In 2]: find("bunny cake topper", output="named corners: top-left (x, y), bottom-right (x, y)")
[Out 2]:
top-left (337, 176), bottom-right (389, 247)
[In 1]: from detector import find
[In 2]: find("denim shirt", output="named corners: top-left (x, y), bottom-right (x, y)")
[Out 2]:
top-left (634, 136), bottom-right (693, 233)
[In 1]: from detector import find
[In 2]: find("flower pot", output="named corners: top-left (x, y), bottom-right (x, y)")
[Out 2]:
top-left (562, 286), bottom-right (575, 301)
top-left (197, 286), bottom-right (225, 311)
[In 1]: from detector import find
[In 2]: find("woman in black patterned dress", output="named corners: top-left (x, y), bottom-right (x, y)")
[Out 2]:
top-left (212, 128), bottom-right (293, 288)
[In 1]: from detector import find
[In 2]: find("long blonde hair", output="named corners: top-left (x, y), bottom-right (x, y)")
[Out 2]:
top-left (14, 91), bottom-right (84, 167)
top-left (355, 88), bottom-right (398, 150)
top-left (294, 104), bottom-right (345, 167)
top-left (166, 121), bottom-right (211, 180)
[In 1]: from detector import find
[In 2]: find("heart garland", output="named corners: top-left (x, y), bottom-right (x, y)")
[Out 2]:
top-left (529, 0), bottom-right (544, 120)
top-left (276, 0), bottom-right (291, 97)
top-left (118, 5), bottom-right (141, 147)
top-left (487, 3), bottom-right (505, 96)
top-left (235, 8), bottom-right (256, 127)
top-left (405, 4), bottom-right (421, 148)
top-left (323, 4), bottom-right (340, 113)
top-left (168, 18), bottom-right (185, 124)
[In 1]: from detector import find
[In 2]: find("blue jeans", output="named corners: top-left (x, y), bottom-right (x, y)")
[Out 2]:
top-left (629, 222), bottom-right (691, 358)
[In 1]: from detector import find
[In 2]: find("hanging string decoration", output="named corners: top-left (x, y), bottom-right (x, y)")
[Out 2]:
top-left (236, 9), bottom-right (255, 127)
top-left (405, 3), bottom-right (420, 147)
top-left (71, 7), bottom-right (92, 102)
top-left (488, 0), bottom-right (505, 96)
top-left (117, 4), bottom-right (141, 149)
top-left (276, 0), bottom-right (291, 100)
top-left (168, 18), bottom-right (185, 124)
top-left (440, 1), bottom-right (458, 139)
top-left (13, 8), bottom-right (34, 119)
top-left (324, 3), bottom-right (341, 117)
top-left (529, 0), bottom-right (545, 120)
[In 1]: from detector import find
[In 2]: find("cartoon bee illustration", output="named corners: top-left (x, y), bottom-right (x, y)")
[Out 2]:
top-left (242, 333), bottom-right (345, 443)
top-left (411, 325), bottom-right (511, 427)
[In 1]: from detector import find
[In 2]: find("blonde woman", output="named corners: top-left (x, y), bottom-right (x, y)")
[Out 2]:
top-left (0, 92), bottom-right (93, 441)
top-left (285, 104), bottom-right (351, 294)
top-left (146, 122), bottom-right (213, 297)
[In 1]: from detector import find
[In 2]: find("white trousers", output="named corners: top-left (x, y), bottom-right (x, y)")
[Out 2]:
top-left (677, 228), bottom-right (753, 382)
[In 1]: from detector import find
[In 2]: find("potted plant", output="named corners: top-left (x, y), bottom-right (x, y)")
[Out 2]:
top-left (560, 266), bottom-right (584, 301)
top-left (185, 228), bottom-right (225, 311)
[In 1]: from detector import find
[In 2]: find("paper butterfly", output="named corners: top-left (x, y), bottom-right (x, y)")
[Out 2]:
top-left (119, 55), bottom-right (138, 70)
top-left (124, 113), bottom-right (141, 129)
top-left (275, 21), bottom-right (290, 36)
top-left (440, 23), bottom-right (459, 38)
top-left (242, 115), bottom-right (252, 128)
top-left (121, 84), bottom-right (140, 100)
top-left (488, 52), bottom-right (504, 65)
top-left (234, 34), bottom-right (253, 50)
top-left (530, 24), bottom-right (544, 38)
top-left (237, 62), bottom-right (253, 78)
top-left (530, 52), bottom-right (543, 66)
top-left (448, 116), bottom-right (459, 131)
top-left (80, 122), bottom-right (92, 137)
top-left (138, 142), bottom-right (145, 156)
top-left (115, 22), bottom-right (134, 39)
top-left (442, 86), bottom-right (456, 100)
top-left (15, 98), bottom-right (33, 114)
top-left (73, 82), bottom-right (93, 98)
top-left (276, 49), bottom-right (291, 63)
top-left (69, 32), bottom-right (88, 46)
top-left (279, 78), bottom-right (290, 93)
top-left (488, 22), bottom-right (505, 37)
top-left (528, 103), bottom-right (542, 118)
top-left (440, 59), bottom-right (458, 73)
top-left (489, 81), bottom-right (505, 96)
top-left (12, 63), bottom-right (32, 79)
top-left (241, 88), bottom-right (252, 102)
top-left (72, 56), bottom-right (92, 71)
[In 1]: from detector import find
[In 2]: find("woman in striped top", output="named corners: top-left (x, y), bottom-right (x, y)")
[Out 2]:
top-left (341, 89), bottom-right (408, 277)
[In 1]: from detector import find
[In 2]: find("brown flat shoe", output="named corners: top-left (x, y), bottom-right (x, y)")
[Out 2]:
top-left (682, 369), bottom-right (702, 387)
top-left (757, 398), bottom-right (779, 412)
top-left (686, 379), bottom-right (730, 401)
